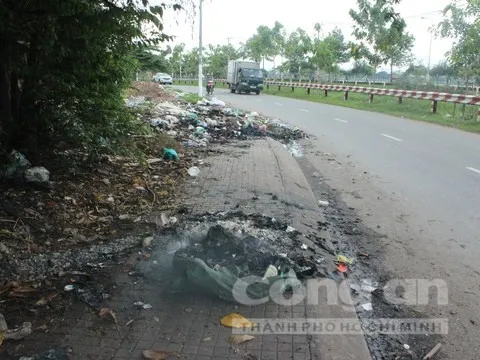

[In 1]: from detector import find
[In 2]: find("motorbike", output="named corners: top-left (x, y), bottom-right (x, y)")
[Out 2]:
top-left (206, 80), bottom-right (214, 95)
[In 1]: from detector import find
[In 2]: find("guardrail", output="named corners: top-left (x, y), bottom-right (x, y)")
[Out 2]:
top-left (173, 78), bottom-right (227, 85)
top-left (263, 80), bottom-right (480, 120)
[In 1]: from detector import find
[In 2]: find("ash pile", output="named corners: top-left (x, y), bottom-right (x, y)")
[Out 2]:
top-left (142, 215), bottom-right (332, 304)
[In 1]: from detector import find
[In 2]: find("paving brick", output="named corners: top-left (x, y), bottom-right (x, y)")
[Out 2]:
top-left (9, 138), bottom-right (322, 360)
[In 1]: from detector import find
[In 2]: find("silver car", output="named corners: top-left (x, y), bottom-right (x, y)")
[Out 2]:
top-left (152, 72), bottom-right (173, 85)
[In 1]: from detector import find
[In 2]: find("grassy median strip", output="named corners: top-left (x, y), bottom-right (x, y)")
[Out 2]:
top-left (173, 81), bottom-right (480, 133)
top-left (263, 86), bottom-right (480, 133)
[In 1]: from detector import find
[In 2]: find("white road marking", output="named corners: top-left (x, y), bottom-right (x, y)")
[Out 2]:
top-left (466, 167), bottom-right (480, 175)
top-left (299, 109), bottom-right (309, 113)
top-left (382, 133), bottom-right (403, 142)
top-left (334, 117), bottom-right (348, 123)
top-left (275, 102), bottom-right (283, 106)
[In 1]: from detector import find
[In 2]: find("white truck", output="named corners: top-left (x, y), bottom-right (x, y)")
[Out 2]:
top-left (227, 60), bottom-right (264, 95)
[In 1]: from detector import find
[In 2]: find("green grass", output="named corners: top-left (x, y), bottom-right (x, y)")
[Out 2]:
top-left (173, 80), bottom-right (229, 89)
top-left (178, 92), bottom-right (204, 103)
top-left (262, 86), bottom-right (480, 133)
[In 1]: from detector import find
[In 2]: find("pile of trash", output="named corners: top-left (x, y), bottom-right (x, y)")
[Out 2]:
top-left (171, 223), bottom-right (303, 303)
top-left (0, 150), bottom-right (51, 189)
top-left (137, 215), bottom-right (333, 304)
top-left (126, 91), bottom-right (306, 149)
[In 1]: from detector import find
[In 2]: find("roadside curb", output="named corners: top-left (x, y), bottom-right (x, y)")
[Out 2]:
top-left (267, 137), bottom-right (372, 360)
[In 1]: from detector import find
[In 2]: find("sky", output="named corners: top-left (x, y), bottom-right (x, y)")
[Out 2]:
top-left (160, 0), bottom-right (456, 71)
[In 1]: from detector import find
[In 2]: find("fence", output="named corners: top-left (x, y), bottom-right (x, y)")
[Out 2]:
top-left (263, 80), bottom-right (480, 121)
top-left (267, 72), bottom-right (479, 90)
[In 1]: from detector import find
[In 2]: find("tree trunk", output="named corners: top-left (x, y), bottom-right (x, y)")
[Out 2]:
top-left (17, 37), bottom-right (40, 159)
top-left (390, 59), bottom-right (393, 84)
top-left (0, 43), bottom-right (13, 157)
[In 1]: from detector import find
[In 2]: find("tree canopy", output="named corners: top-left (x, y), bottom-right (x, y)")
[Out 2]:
top-left (0, 0), bottom-right (185, 160)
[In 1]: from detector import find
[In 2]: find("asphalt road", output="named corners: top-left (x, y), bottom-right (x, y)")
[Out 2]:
top-left (176, 86), bottom-right (480, 247)
top-left (174, 86), bottom-right (480, 357)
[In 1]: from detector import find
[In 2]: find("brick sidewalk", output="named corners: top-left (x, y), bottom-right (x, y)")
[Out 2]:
top-left (5, 138), bottom-right (370, 360)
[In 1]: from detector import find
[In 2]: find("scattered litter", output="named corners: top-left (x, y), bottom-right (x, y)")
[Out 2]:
top-left (228, 334), bottom-right (255, 345)
top-left (336, 254), bottom-right (354, 264)
top-left (361, 303), bottom-right (373, 311)
top-left (18, 347), bottom-right (72, 360)
top-left (300, 244), bottom-right (308, 250)
top-left (318, 200), bottom-right (329, 207)
top-left (126, 319), bottom-right (134, 326)
top-left (134, 301), bottom-right (152, 310)
top-left (99, 308), bottom-right (118, 324)
top-left (285, 141), bottom-right (303, 158)
top-left (360, 280), bottom-right (377, 293)
top-left (262, 265), bottom-right (278, 280)
top-left (286, 226), bottom-right (296, 233)
top-left (423, 343), bottom-right (442, 359)
top-left (163, 221), bottom-right (305, 302)
top-left (163, 148), bottom-right (179, 161)
top-left (403, 344), bottom-right (410, 350)
top-left (184, 307), bottom-right (192, 313)
top-left (64, 285), bottom-right (75, 292)
top-left (142, 349), bottom-right (181, 360)
top-left (336, 263), bottom-right (348, 273)
top-left (35, 293), bottom-right (59, 307)
top-left (187, 166), bottom-right (200, 177)
top-left (143, 236), bottom-right (154, 247)
top-left (202, 337), bottom-right (212, 342)
top-left (220, 313), bottom-right (255, 328)
top-left (4, 322), bottom-right (32, 340)
top-left (63, 278), bottom-right (109, 308)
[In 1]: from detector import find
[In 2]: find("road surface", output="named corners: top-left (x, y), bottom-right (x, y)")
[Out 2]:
top-left (175, 86), bottom-right (480, 359)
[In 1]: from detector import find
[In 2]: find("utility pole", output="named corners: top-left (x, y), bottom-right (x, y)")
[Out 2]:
top-left (198, 0), bottom-right (203, 97)
top-left (227, 37), bottom-right (233, 61)
top-left (421, 17), bottom-right (434, 83)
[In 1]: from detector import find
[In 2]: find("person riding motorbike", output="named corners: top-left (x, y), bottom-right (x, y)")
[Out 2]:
top-left (206, 78), bottom-right (214, 95)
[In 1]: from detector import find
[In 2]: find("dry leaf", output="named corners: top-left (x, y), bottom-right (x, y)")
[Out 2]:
top-left (220, 313), bottom-right (255, 328)
top-left (142, 349), bottom-right (181, 360)
top-left (9, 287), bottom-right (37, 298)
top-left (228, 334), bottom-right (255, 345)
top-left (99, 308), bottom-right (118, 324)
top-left (35, 293), bottom-right (59, 306)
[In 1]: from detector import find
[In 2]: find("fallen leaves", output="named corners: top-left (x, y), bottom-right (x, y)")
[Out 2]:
top-left (0, 132), bottom-right (190, 257)
top-left (99, 308), bottom-right (118, 324)
top-left (228, 334), bottom-right (255, 345)
top-left (220, 313), bottom-right (255, 328)
top-left (35, 293), bottom-right (59, 307)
